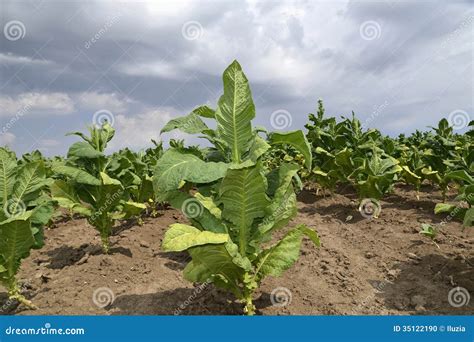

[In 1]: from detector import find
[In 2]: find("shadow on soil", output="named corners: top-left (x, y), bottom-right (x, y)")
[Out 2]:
top-left (376, 253), bottom-right (474, 315)
top-left (107, 288), bottom-right (273, 315)
top-left (159, 251), bottom-right (191, 271)
top-left (45, 244), bottom-right (132, 269)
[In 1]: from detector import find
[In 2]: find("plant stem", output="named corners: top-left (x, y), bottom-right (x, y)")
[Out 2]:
top-left (100, 232), bottom-right (110, 254)
top-left (243, 296), bottom-right (255, 316)
top-left (8, 281), bottom-right (37, 310)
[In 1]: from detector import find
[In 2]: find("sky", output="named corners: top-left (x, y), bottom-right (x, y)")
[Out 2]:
top-left (0, 0), bottom-right (472, 156)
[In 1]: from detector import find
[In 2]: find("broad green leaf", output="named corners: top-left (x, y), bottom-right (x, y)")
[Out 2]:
top-left (0, 216), bottom-right (35, 281)
top-left (50, 180), bottom-right (81, 208)
top-left (298, 224), bottom-right (321, 246)
top-left (67, 142), bottom-right (104, 159)
top-left (269, 130), bottom-right (312, 169)
top-left (215, 60), bottom-right (255, 163)
top-left (0, 148), bottom-right (17, 205)
top-left (401, 165), bottom-right (421, 187)
top-left (463, 208), bottom-right (474, 227)
top-left (98, 123), bottom-right (115, 147)
top-left (184, 240), bottom-right (251, 295)
top-left (219, 165), bottom-right (270, 254)
top-left (163, 190), bottom-right (227, 233)
top-left (357, 176), bottom-right (384, 200)
top-left (100, 172), bottom-right (121, 186)
top-left (255, 189), bottom-right (296, 240)
top-left (195, 193), bottom-right (222, 220)
top-left (162, 224), bottom-right (229, 252)
top-left (153, 149), bottom-right (228, 193)
top-left (255, 224), bottom-right (319, 279)
top-left (192, 105), bottom-right (215, 118)
top-left (52, 165), bottom-right (101, 186)
top-left (315, 147), bottom-right (334, 158)
top-left (30, 200), bottom-right (54, 228)
top-left (66, 131), bottom-right (91, 144)
top-left (12, 161), bottom-right (47, 206)
top-left (446, 170), bottom-right (473, 184)
top-left (121, 201), bottom-right (146, 219)
top-left (161, 114), bottom-right (209, 135)
top-left (266, 163), bottom-right (299, 197)
top-left (434, 203), bottom-right (457, 215)
top-left (248, 135), bottom-right (270, 163)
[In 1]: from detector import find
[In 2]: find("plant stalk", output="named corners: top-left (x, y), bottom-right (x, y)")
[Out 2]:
top-left (8, 281), bottom-right (37, 310)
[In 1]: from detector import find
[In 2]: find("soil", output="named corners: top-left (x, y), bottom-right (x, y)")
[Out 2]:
top-left (1, 184), bottom-right (473, 316)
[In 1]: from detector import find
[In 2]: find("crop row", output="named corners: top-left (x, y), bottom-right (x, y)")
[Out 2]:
top-left (0, 60), bottom-right (472, 314)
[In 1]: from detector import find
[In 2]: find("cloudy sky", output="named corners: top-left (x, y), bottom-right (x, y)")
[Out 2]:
top-left (0, 0), bottom-right (472, 156)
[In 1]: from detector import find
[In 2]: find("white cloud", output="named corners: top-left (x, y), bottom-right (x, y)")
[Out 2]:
top-left (117, 61), bottom-right (183, 80)
top-left (0, 52), bottom-right (53, 65)
top-left (0, 92), bottom-right (75, 117)
top-left (108, 108), bottom-right (173, 150)
top-left (109, 107), bottom-right (203, 151)
top-left (76, 92), bottom-right (130, 113)
top-left (0, 132), bottom-right (16, 146)
top-left (39, 138), bottom-right (61, 147)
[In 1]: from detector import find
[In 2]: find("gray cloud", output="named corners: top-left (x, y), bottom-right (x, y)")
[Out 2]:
top-left (0, 0), bottom-right (472, 156)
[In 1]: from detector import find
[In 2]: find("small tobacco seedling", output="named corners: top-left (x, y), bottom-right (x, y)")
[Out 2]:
top-left (419, 224), bottom-right (437, 239)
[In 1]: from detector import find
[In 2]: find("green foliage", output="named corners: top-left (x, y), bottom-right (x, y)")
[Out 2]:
top-left (303, 100), bottom-right (472, 222)
top-left (419, 223), bottom-right (437, 240)
top-left (51, 123), bottom-right (146, 253)
top-left (0, 148), bottom-right (53, 308)
top-left (434, 170), bottom-right (474, 227)
top-left (156, 60), bottom-right (319, 315)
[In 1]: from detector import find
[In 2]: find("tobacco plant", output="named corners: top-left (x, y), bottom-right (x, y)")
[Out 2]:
top-left (0, 148), bottom-right (54, 308)
top-left (434, 170), bottom-right (473, 227)
top-left (51, 123), bottom-right (146, 253)
top-left (155, 60), bottom-right (319, 315)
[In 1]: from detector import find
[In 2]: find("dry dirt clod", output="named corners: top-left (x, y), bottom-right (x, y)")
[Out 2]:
top-left (407, 252), bottom-right (421, 261)
top-left (365, 252), bottom-right (375, 259)
top-left (77, 254), bottom-right (89, 265)
top-left (139, 241), bottom-right (150, 248)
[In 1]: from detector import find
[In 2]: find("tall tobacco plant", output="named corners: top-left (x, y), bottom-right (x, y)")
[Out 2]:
top-left (0, 148), bottom-right (54, 308)
top-left (154, 60), bottom-right (319, 315)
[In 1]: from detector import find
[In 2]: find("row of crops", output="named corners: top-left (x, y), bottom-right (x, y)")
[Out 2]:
top-left (0, 60), bottom-right (472, 315)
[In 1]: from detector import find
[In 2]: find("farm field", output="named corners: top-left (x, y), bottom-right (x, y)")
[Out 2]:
top-left (0, 60), bottom-right (472, 317)
top-left (4, 184), bottom-right (472, 316)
